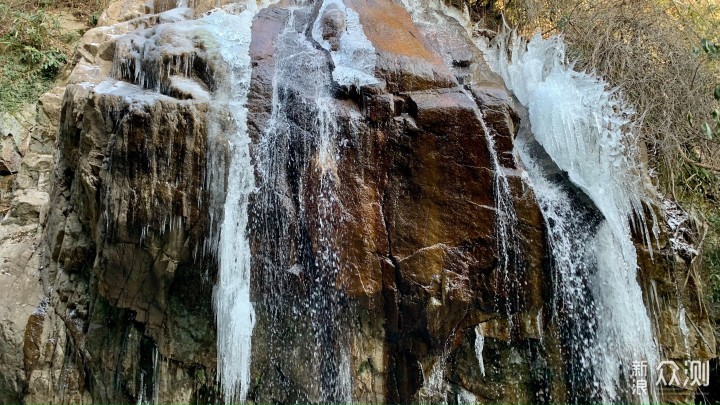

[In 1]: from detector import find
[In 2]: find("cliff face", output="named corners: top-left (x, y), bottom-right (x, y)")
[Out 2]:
top-left (0, 89), bottom-right (58, 404)
top-left (0, 0), bottom-right (715, 404)
top-left (243, 3), bottom-right (549, 403)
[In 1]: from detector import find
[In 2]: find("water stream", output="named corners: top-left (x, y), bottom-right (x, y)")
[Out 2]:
top-left (482, 32), bottom-right (659, 403)
top-left (252, 6), bottom-right (351, 402)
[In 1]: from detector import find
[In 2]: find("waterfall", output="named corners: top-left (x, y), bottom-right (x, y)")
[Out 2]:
top-left (477, 112), bottom-right (525, 321)
top-left (516, 133), bottom-right (604, 401)
top-left (253, 7), bottom-right (352, 402)
top-left (482, 32), bottom-right (659, 403)
top-left (203, 6), bottom-right (263, 403)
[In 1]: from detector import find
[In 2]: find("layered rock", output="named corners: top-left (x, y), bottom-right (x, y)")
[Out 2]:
top-left (15, 4), bottom-right (220, 403)
top-left (0, 88), bottom-right (58, 404)
top-left (634, 199), bottom-right (717, 403)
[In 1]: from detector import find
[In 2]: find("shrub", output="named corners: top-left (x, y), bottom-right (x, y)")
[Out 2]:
top-left (0, 0), bottom-right (102, 112)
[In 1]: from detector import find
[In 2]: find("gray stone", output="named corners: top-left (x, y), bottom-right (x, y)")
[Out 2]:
top-left (0, 136), bottom-right (21, 174)
top-left (321, 3), bottom-right (346, 51)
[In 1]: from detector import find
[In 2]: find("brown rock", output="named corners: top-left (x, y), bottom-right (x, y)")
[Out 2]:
top-left (247, 6), bottom-right (290, 142)
top-left (345, 0), bottom-right (457, 91)
top-left (633, 200), bottom-right (716, 405)
top-left (407, 88), bottom-right (481, 131)
top-left (415, 13), bottom-right (502, 87)
top-left (362, 93), bottom-right (395, 122)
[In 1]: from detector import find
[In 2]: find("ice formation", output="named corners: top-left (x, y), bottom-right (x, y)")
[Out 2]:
top-left (484, 32), bottom-right (659, 402)
top-left (312, 0), bottom-right (379, 87)
top-left (202, 7), bottom-right (262, 403)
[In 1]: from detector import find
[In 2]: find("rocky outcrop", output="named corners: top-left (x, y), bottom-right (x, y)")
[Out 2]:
top-left (9, 3), bottom-right (219, 404)
top-left (0, 0), bottom-right (715, 404)
top-left (0, 89), bottom-right (59, 403)
top-left (634, 199), bottom-right (717, 404)
top-left (238, 2), bottom-right (554, 403)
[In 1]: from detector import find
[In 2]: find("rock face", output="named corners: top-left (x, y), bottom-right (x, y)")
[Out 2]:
top-left (0, 0), bottom-right (715, 404)
top-left (0, 91), bottom-right (56, 403)
top-left (634, 199), bottom-right (718, 404)
top-left (2, 4), bottom-right (219, 404)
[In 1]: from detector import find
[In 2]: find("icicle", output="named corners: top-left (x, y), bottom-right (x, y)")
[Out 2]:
top-left (474, 325), bottom-right (486, 377)
top-left (202, 7), bottom-right (264, 403)
top-left (152, 347), bottom-right (159, 405)
top-left (678, 304), bottom-right (690, 356)
top-left (137, 372), bottom-right (146, 405)
top-left (485, 32), bottom-right (659, 403)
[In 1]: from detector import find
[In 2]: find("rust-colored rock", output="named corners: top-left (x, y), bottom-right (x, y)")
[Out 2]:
top-left (345, 0), bottom-right (457, 91)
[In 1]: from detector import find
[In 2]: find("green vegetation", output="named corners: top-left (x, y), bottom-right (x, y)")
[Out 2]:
top-left (1, 2), bottom-right (67, 111)
top-left (0, 0), bottom-right (104, 112)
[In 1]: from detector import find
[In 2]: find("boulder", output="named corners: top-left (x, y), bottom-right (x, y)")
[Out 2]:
top-left (0, 136), bottom-right (21, 174)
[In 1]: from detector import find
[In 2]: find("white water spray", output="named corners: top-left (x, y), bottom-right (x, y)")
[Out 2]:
top-left (203, 6), bottom-right (262, 403)
top-left (483, 32), bottom-right (658, 402)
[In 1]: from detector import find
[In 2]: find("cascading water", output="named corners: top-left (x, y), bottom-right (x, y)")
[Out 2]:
top-left (482, 32), bottom-right (659, 403)
top-left (109, 3), bottom-right (267, 401)
top-left (251, 6), bottom-right (354, 402)
top-left (516, 131), bottom-right (606, 402)
top-left (477, 112), bottom-right (526, 322)
top-left (203, 6), bottom-right (263, 403)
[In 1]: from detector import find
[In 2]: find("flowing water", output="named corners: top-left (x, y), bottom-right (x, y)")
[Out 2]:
top-left (203, 8), bottom-right (263, 403)
top-left (109, 1), bottom-right (668, 403)
top-left (482, 32), bottom-right (659, 403)
top-left (252, 6), bottom-right (352, 402)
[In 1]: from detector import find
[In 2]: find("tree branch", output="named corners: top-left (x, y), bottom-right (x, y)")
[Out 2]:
top-left (676, 139), bottom-right (720, 172)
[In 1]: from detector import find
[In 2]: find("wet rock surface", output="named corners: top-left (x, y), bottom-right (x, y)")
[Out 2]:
top-left (0, 0), bottom-right (714, 404)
